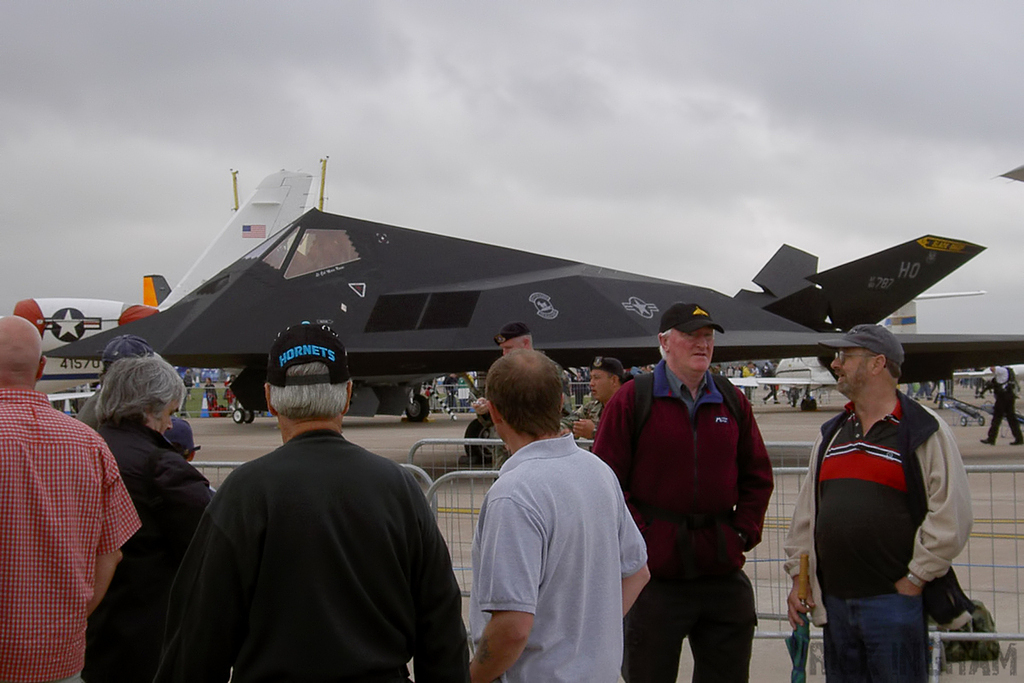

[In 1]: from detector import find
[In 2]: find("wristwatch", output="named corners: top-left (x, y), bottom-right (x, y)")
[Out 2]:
top-left (906, 572), bottom-right (925, 588)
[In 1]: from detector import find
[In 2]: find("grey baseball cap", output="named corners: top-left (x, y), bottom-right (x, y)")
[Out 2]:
top-left (819, 324), bottom-right (905, 365)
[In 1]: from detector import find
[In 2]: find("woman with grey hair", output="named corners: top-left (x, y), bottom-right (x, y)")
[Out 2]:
top-left (85, 355), bottom-right (213, 683)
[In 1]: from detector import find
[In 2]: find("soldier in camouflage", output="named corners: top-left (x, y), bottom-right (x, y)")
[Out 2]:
top-left (563, 356), bottom-right (627, 440)
top-left (463, 322), bottom-right (574, 467)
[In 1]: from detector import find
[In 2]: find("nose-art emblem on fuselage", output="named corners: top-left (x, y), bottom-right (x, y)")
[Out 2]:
top-left (47, 308), bottom-right (102, 342)
top-left (529, 292), bottom-right (558, 320)
top-left (622, 297), bottom-right (659, 319)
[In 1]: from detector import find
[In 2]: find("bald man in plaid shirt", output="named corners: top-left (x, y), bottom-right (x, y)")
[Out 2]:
top-left (0, 316), bottom-right (140, 683)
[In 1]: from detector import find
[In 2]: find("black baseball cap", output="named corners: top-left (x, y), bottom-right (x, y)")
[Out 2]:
top-left (494, 321), bottom-right (531, 345)
top-left (658, 303), bottom-right (725, 334)
top-left (592, 356), bottom-right (626, 381)
top-left (267, 322), bottom-right (351, 387)
top-left (820, 324), bottom-right (905, 365)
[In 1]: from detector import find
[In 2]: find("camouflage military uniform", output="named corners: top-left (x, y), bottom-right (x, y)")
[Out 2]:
top-left (561, 397), bottom-right (604, 433)
top-left (943, 600), bottom-right (999, 662)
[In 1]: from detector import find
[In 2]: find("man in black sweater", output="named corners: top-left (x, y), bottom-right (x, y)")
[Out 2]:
top-left (155, 323), bottom-right (469, 683)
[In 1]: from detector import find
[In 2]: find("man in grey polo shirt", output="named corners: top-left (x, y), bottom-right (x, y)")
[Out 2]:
top-left (469, 349), bottom-right (650, 683)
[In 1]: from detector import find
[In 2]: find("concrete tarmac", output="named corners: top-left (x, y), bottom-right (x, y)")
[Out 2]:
top-left (189, 397), bottom-right (1024, 468)
top-left (186, 398), bottom-right (1023, 681)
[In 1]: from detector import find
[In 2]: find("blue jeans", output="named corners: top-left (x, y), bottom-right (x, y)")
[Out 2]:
top-left (823, 592), bottom-right (928, 683)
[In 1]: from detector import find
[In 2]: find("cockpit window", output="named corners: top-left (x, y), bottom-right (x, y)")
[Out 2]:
top-left (246, 224), bottom-right (297, 263)
top-left (262, 230), bottom-right (299, 270)
top-left (283, 229), bottom-right (360, 279)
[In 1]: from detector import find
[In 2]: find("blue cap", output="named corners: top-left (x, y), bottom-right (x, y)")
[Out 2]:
top-left (164, 417), bottom-right (199, 454)
top-left (102, 334), bottom-right (154, 368)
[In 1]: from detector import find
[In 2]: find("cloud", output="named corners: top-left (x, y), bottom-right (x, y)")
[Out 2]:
top-left (1, 1), bottom-right (1022, 339)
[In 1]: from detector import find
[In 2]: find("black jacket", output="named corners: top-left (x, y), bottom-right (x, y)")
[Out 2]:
top-left (85, 421), bottom-right (212, 683)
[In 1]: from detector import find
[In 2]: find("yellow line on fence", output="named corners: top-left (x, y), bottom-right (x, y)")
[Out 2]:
top-left (438, 507), bottom-right (479, 516)
top-left (970, 532), bottom-right (1024, 540)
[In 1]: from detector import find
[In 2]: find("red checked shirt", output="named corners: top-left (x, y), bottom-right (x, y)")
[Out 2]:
top-left (0, 389), bottom-right (140, 682)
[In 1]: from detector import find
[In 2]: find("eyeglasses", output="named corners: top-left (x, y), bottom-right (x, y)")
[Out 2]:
top-left (834, 350), bottom-right (879, 363)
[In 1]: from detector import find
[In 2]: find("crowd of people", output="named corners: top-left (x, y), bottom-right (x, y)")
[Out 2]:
top-left (0, 299), bottom-right (984, 682)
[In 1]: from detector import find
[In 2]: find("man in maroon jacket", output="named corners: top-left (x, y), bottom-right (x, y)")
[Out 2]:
top-left (593, 302), bottom-right (774, 683)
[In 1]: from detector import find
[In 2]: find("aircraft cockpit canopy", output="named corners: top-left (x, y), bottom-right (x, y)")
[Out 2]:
top-left (247, 224), bottom-right (361, 279)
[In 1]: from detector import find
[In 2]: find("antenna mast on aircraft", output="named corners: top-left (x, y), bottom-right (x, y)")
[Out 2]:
top-left (319, 156), bottom-right (329, 211)
top-left (230, 169), bottom-right (239, 211)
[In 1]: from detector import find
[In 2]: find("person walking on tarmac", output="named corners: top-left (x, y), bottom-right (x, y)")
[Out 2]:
top-left (979, 366), bottom-right (1024, 445)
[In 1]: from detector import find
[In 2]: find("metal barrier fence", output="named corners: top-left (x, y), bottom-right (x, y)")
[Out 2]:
top-left (194, 460), bottom-right (433, 492)
top-left (407, 436), bottom-right (813, 490)
top-left (192, 461), bottom-right (243, 488)
top-left (412, 443), bottom-right (1024, 679)
top-left (194, 449), bottom-right (1024, 679)
top-left (423, 380), bottom-right (615, 416)
top-left (425, 471), bottom-right (500, 596)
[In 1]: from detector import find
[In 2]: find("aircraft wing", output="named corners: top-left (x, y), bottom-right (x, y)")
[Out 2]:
top-left (729, 377), bottom-right (828, 387)
top-left (712, 332), bottom-right (1024, 383)
top-left (725, 376), bottom-right (821, 388)
top-left (954, 370), bottom-right (988, 379)
top-left (47, 390), bottom-right (95, 402)
top-left (1001, 164), bottom-right (1024, 183)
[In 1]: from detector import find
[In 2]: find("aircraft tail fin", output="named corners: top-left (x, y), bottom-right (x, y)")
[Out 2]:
top-left (736, 236), bottom-right (985, 332)
top-left (159, 170), bottom-right (315, 310)
top-left (143, 275), bottom-right (171, 306)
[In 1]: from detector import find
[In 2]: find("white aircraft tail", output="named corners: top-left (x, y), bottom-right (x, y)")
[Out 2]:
top-left (12, 168), bottom-right (315, 394)
top-left (160, 170), bottom-right (314, 309)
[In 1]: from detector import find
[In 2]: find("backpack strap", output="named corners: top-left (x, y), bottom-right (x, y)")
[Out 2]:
top-left (711, 374), bottom-right (746, 431)
top-left (631, 372), bottom-right (655, 455)
top-left (631, 372), bottom-right (745, 452)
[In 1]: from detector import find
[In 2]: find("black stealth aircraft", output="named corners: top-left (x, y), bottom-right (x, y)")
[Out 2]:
top-left (52, 209), bottom-right (1024, 420)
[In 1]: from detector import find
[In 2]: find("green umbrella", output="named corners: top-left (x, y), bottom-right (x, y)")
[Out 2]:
top-left (786, 554), bottom-right (810, 683)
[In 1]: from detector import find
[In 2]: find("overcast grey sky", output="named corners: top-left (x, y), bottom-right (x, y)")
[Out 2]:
top-left (2, 1), bottom-right (1023, 333)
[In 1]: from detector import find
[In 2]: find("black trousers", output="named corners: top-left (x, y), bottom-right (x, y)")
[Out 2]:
top-left (623, 571), bottom-right (756, 683)
top-left (987, 396), bottom-right (1023, 443)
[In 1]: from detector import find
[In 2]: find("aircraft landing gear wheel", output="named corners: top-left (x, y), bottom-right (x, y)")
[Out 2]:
top-left (461, 419), bottom-right (498, 466)
top-left (405, 393), bottom-right (430, 422)
top-left (960, 416), bottom-right (969, 426)
top-left (800, 397), bottom-right (818, 412)
top-left (244, 409), bottom-right (256, 423)
top-left (979, 416), bottom-right (986, 427)
top-left (232, 408), bottom-right (246, 424)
